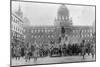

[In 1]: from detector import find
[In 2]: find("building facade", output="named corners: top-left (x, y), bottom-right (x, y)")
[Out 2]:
top-left (11, 6), bottom-right (25, 46)
top-left (26, 4), bottom-right (95, 47)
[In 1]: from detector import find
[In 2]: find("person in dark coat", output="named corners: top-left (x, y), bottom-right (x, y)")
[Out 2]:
top-left (21, 47), bottom-right (25, 57)
top-left (81, 40), bottom-right (86, 59)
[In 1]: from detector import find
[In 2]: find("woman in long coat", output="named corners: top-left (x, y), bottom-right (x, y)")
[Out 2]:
top-left (33, 47), bottom-right (39, 62)
top-left (15, 46), bottom-right (21, 60)
top-left (91, 44), bottom-right (95, 58)
top-left (81, 40), bottom-right (86, 59)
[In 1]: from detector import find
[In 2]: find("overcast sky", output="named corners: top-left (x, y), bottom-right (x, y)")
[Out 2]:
top-left (12, 1), bottom-right (95, 26)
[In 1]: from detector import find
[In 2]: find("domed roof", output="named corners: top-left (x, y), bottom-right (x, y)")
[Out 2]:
top-left (58, 4), bottom-right (69, 17)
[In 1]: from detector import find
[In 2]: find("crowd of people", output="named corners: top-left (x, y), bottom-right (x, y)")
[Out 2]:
top-left (11, 40), bottom-right (95, 62)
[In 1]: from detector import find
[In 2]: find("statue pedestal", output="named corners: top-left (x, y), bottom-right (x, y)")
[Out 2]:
top-left (60, 37), bottom-right (65, 45)
top-left (60, 35), bottom-right (70, 46)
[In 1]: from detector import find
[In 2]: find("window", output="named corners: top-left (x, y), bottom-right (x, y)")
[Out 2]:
top-left (75, 30), bottom-right (77, 33)
top-left (87, 34), bottom-right (90, 37)
top-left (47, 29), bottom-right (48, 33)
top-left (48, 29), bottom-right (50, 32)
top-left (23, 29), bottom-right (25, 32)
top-left (82, 30), bottom-right (84, 33)
top-left (18, 34), bottom-right (19, 37)
top-left (46, 30), bottom-right (48, 33)
top-left (11, 16), bottom-right (13, 21)
top-left (62, 16), bottom-right (65, 20)
top-left (66, 17), bottom-right (68, 20)
top-left (31, 30), bottom-right (33, 33)
top-left (16, 19), bottom-right (18, 23)
top-left (50, 29), bottom-right (53, 32)
top-left (41, 29), bottom-right (43, 32)
top-left (90, 33), bottom-right (92, 37)
top-left (38, 35), bottom-right (40, 38)
top-left (34, 29), bottom-right (37, 32)
top-left (20, 29), bottom-right (21, 34)
top-left (73, 30), bottom-right (74, 33)
top-left (17, 28), bottom-right (19, 32)
top-left (73, 35), bottom-right (75, 37)
top-left (34, 35), bottom-right (37, 38)
top-left (11, 25), bottom-right (13, 30)
top-left (17, 20), bottom-right (19, 24)
top-left (13, 26), bottom-right (15, 30)
top-left (19, 22), bottom-right (22, 27)
top-left (45, 29), bottom-right (47, 33)
top-left (77, 35), bottom-right (79, 37)
top-left (84, 30), bottom-right (86, 32)
top-left (84, 34), bottom-right (86, 37)
top-left (19, 28), bottom-right (21, 33)
top-left (90, 30), bottom-right (92, 32)
top-left (15, 27), bottom-right (17, 31)
top-left (37, 29), bottom-right (40, 33)
top-left (75, 35), bottom-right (77, 37)
top-left (13, 18), bottom-right (16, 22)
top-left (32, 35), bottom-right (33, 38)
top-left (81, 35), bottom-right (83, 37)
top-left (20, 29), bottom-right (22, 34)
top-left (48, 35), bottom-right (50, 38)
top-left (51, 35), bottom-right (53, 38)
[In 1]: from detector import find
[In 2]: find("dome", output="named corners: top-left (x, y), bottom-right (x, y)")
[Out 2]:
top-left (58, 4), bottom-right (69, 17)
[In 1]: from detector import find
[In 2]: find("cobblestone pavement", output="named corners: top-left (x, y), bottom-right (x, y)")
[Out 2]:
top-left (11, 54), bottom-right (95, 66)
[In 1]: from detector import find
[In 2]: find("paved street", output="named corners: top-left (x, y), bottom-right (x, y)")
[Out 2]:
top-left (11, 54), bottom-right (95, 66)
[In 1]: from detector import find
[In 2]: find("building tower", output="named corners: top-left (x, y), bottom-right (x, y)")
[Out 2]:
top-left (15, 4), bottom-right (23, 18)
top-left (11, 3), bottom-right (25, 46)
top-left (54, 4), bottom-right (73, 44)
top-left (55, 4), bottom-right (72, 27)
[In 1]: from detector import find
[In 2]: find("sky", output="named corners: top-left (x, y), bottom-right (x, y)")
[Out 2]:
top-left (12, 1), bottom-right (95, 26)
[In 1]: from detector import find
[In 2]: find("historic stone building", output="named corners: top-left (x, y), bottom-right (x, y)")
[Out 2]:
top-left (11, 6), bottom-right (25, 46)
top-left (26, 4), bottom-right (95, 47)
